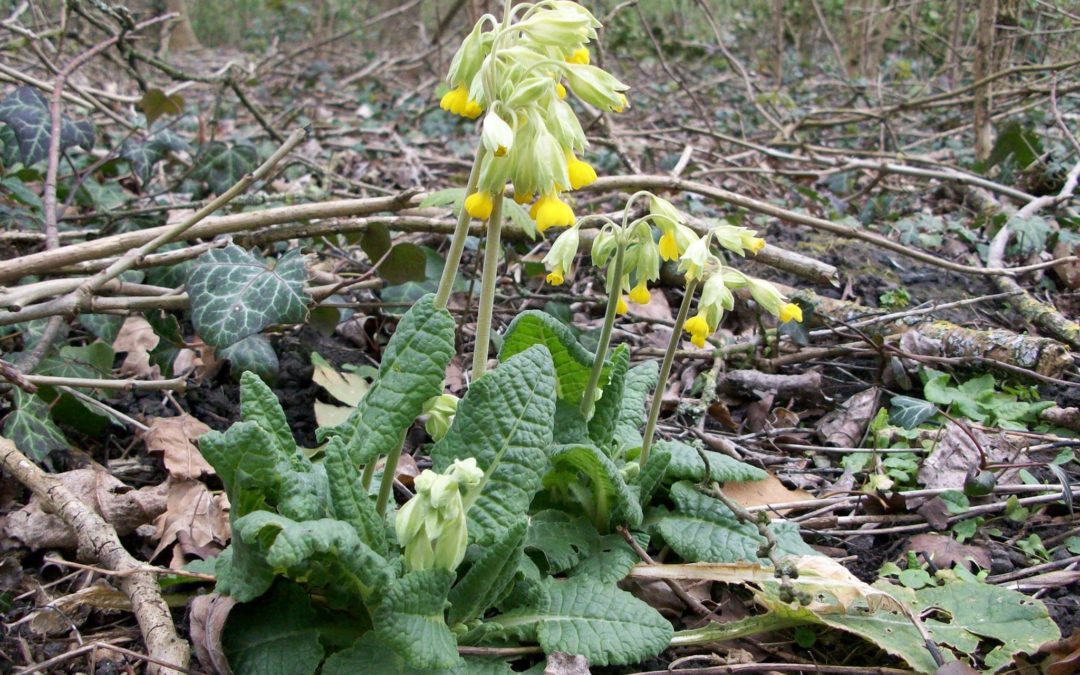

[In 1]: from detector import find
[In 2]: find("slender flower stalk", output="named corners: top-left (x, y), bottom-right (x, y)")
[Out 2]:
top-left (435, 143), bottom-right (487, 310)
top-left (375, 438), bottom-right (404, 516)
top-left (472, 194), bottom-right (504, 380)
top-left (580, 238), bottom-right (625, 420)
top-left (639, 278), bottom-right (700, 468)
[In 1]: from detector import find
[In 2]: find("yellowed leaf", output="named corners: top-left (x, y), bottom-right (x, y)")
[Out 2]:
top-left (722, 473), bottom-right (813, 513)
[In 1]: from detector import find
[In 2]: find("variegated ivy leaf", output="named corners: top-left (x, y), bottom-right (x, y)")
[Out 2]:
top-left (191, 140), bottom-right (257, 194)
top-left (3, 389), bottom-right (67, 467)
top-left (220, 334), bottom-right (278, 384)
top-left (187, 244), bottom-right (308, 348)
top-left (0, 86), bottom-right (94, 166)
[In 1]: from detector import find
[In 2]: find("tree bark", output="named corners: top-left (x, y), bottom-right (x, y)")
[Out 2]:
top-left (162, 0), bottom-right (200, 52)
top-left (973, 0), bottom-right (997, 162)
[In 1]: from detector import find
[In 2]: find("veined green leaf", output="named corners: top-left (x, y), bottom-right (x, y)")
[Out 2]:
top-left (432, 345), bottom-right (556, 544)
top-left (588, 344), bottom-right (629, 455)
top-left (448, 519), bottom-right (527, 626)
top-left (549, 443), bottom-right (642, 531)
top-left (223, 582), bottom-right (324, 675)
top-left (652, 481), bottom-right (814, 563)
top-left (324, 633), bottom-right (513, 675)
top-left (636, 443), bottom-right (671, 507)
top-left (375, 569), bottom-right (461, 670)
top-left (324, 436), bottom-right (387, 555)
top-left (346, 294), bottom-right (455, 465)
top-left (0, 86), bottom-right (94, 165)
top-left (192, 140), bottom-right (258, 194)
top-left (199, 420), bottom-right (285, 516)
top-left (494, 577), bottom-right (672, 666)
top-left (221, 336), bottom-right (278, 384)
top-left (889, 395), bottom-right (939, 429)
top-left (524, 510), bottom-right (597, 574)
top-left (3, 389), bottom-right (67, 467)
top-left (36, 342), bottom-right (114, 386)
top-left (642, 439), bottom-right (766, 484)
top-left (500, 311), bottom-right (607, 406)
top-left (419, 187), bottom-right (465, 209)
top-left (238, 371), bottom-right (295, 459)
top-left (567, 531), bottom-right (648, 584)
top-left (614, 360), bottom-right (659, 453)
top-left (187, 244), bottom-right (309, 348)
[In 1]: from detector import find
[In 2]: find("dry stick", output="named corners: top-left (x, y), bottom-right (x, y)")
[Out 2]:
top-left (0, 129), bottom-right (307, 332)
top-left (0, 439), bottom-right (190, 674)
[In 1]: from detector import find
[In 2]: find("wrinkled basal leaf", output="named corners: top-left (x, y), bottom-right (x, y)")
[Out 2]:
top-left (432, 345), bottom-right (556, 544)
top-left (500, 311), bottom-right (606, 406)
top-left (223, 582), bottom-right (324, 675)
top-left (644, 439), bottom-right (766, 484)
top-left (374, 569), bottom-right (461, 670)
top-left (187, 245), bottom-right (308, 348)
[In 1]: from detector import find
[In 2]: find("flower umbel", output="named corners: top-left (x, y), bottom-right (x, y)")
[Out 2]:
top-left (684, 313), bottom-right (711, 348)
top-left (395, 458), bottom-right (484, 572)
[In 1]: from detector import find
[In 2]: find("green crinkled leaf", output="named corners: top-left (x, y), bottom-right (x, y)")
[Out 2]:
top-left (494, 577), bottom-right (673, 666)
top-left (636, 444), bottom-right (671, 507)
top-left (524, 510), bottom-right (598, 574)
top-left (375, 569), bottom-right (461, 670)
top-left (653, 481), bottom-right (814, 563)
top-left (419, 187), bottom-right (465, 209)
top-left (276, 462), bottom-right (328, 522)
top-left (346, 294), bottom-right (455, 465)
top-left (192, 140), bottom-right (258, 194)
top-left (223, 582), bottom-right (324, 675)
top-left (238, 371), bottom-right (295, 458)
top-left (187, 244), bottom-right (309, 348)
top-left (567, 531), bottom-right (648, 584)
top-left (324, 436), bottom-right (387, 555)
top-left (214, 535), bottom-right (275, 602)
top-left (448, 519), bottom-right (527, 626)
top-left (500, 311), bottom-right (607, 406)
top-left (199, 420), bottom-right (284, 516)
top-left (324, 633), bottom-right (513, 675)
top-left (0, 86), bottom-right (94, 165)
top-left (432, 345), bottom-right (556, 544)
top-left (3, 390), bottom-right (67, 466)
top-left (221, 336), bottom-right (279, 385)
top-left (614, 360), bottom-right (659, 453)
top-left (549, 443), bottom-right (642, 530)
top-left (552, 399), bottom-right (589, 445)
top-left (588, 344), bottom-right (629, 454)
top-left (646, 439), bottom-right (766, 483)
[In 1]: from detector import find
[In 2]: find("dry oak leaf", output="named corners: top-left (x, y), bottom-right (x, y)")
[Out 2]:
top-left (112, 315), bottom-right (161, 379)
top-left (722, 474), bottom-right (813, 515)
top-left (3, 468), bottom-right (167, 550)
top-left (142, 414), bottom-right (214, 480)
top-left (190, 593), bottom-right (237, 675)
top-left (152, 479), bottom-right (230, 568)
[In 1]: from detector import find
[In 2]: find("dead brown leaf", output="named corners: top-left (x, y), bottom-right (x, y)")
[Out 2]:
top-left (917, 422), bottom-right (1023, 490)
top-left (906, 533), bottom-right (991, 571)
top-left (722, 474), bottom-right (812, 514)
top-left (152, 479), bottom-right (230, 568)
top-left (626, 289), bottom-right (673, 322)
top-left (173, 338), bottom-right (221, 383)
top-left (816, 387), bottom-right (880, 447)
top-left (3, 469), bottom-right (167, 550)
top-left (190, 593), bottom-right (237, 675)
top-left (142, 414), bottom-right (214, 480)
top-left (113, 316), bottom-right (161, 379)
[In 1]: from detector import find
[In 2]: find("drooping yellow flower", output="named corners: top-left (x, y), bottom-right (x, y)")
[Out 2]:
top-left (464, 191), bottom-right (494, 220)
top-left (611, 93), bottom-right (628, 113)
top-left (683, 313), bottom-right (711, 348)
top-left (566, 152), bottom-right (597, 190)
top-left (629, 281), bottom-right (650, 305)
top-left (567, 47), bottom-right (590, 65)
top-left (556, 82), bottom-right (567, 99)
top-left (748, 236), bottom-right (766, 254)
top-left (531, 193), bottom-right (575, 233)
top-left (658, 232), bottom-right (679, 261)
top-left (616, 296), bottom-right (629, 315)
top-left (462, 100), bottom-right (483, 119)
top-left (513, 191), bottom-right (533, 205)
top-left (779, 302), bottom-right (803, 324)
top-left (546, 267), bottom-right (565, 286)
top-left (439, 85), bottom-right (468, 114)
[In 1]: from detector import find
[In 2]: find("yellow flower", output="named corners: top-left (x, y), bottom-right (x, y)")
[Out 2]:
top-left (629, 281), bottom-right (650, 305)
top-left (513, 191), bottom-right (533, 205)
top-left (546, 267), bottom-right (565, 286)
top-left (779, 302), bottom-right (803, 324)
top-left (464, 191), bottom-right (494, 220)
top-left (566, 153), bottom-right (597, 190)
top-left (462, 100), bottom-right (483, 119)
top-left (556, 82), bottom-right (567, 99)
top-left (611, 93), bottom-right (628, 113)
top-left (658, 232), bottom-right (679, 261)
top-left (683, 313), bottom-right (711, 348)
top-left (567, 47), bottom-right (590, 65)
top-left (531, 193), bottom-right (575, 233)
top-left (616, 296), bottom-right (629, 315)
top-left (748, 236), bottom-right (766, 254)
top-left (439, 85), bottom-right (467, 113)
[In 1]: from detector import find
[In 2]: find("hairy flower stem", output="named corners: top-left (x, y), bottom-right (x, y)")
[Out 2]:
top-left (360, 460), bottom-right (377, 492)
top-left (668, 613), bottom-right (803, 647)
top-left (375, 437), bottom-right (405, 516)
top-left (471, 194), bottom-right (504, 380)
top-left (639, 278), bottom-right (700, 467)
top-left (434, 143), bottom-right (488, 310)
top-left (580, 239), bottom-right (626, 420)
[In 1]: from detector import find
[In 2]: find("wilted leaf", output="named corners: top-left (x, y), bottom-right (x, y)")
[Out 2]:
top-left (311, 352), bottom-right (369, 406)
top-left (113, 316), bottom-right (162, 379)
top-left (142, 414), bottom-right (214, 480)
top-left (152, 479), bottom-right (231, 567)
top-left (138, 88), bottom-right (184, 125)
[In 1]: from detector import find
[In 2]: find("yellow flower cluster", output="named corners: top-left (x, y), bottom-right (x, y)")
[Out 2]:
top-left (440, 2), bottom-right (629, 233)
